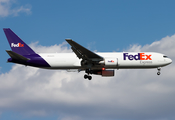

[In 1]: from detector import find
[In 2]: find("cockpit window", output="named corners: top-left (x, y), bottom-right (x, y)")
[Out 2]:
top-left (163, 55), bottom-right (168, 58)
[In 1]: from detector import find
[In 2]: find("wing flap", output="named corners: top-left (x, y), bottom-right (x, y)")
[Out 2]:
top-left (66, 39), bottom-right (103, 61)
top-left (6, 50), bottom-right (29, 61)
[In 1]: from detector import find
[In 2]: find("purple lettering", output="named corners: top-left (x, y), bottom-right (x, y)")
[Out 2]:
top-left (123, 53), bottom-right (141, 61)
top-left (134, 53), bottom-right (140, 60)
top-left (128, 55), bottom-right (133, 60)
top-left (123, 53), bottom-right (128, 60)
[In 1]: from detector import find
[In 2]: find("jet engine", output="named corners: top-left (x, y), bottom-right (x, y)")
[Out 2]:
top-left (99, 58), bottom-right (118, 67)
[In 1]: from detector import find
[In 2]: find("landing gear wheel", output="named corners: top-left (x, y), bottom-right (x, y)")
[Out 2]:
top-left (84, 74), bottom-right (92, 80)
top-left (157, 67), bottom-right (161, 75)
top-left (85, 69), bottom-right (92, 74)
top-left (84, 74), bottom-right (88, 79)
top-left (157, 72), bottom-right (160, 75)
top-left (84, 69), bottom-right (93, 80)
top-left (88, 76), bottom-right (92, 80)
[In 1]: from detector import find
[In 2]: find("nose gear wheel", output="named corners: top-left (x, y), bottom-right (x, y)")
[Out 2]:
top-left (157, 67), bottom-right (161, 75)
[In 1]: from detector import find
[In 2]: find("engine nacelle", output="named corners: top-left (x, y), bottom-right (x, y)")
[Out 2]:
top-left (92, 70), bottom-right (114, 77)
top-left (104, 58), bottom-right (117, 67)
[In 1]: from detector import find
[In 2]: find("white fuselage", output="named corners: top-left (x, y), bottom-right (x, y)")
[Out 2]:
top-left (4, 28), bottom-right (172, 79)
top-left (39, 52), bottom-right (172, 70)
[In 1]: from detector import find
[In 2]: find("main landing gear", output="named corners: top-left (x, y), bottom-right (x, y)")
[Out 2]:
top-left (157, 67), bottom-right (161, 75)
top-left (84, 69), bottom-right (92, 80)
top-left (84, 74), bottom-right (92, 80)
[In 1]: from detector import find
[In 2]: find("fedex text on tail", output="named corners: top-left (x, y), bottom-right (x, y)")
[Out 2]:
top-left (11, 43), bottom-right (24, 47)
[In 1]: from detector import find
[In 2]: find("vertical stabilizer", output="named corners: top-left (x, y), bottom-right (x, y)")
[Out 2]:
top-left (3, 28), bottom-right (36, 55)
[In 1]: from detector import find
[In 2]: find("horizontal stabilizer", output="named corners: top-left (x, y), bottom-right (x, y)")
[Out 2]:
top-left (6, 50), bottom-right (29, 61)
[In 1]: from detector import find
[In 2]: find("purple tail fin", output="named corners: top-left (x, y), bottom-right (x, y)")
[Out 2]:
top-left (3, 28), bottom-right (36, 55)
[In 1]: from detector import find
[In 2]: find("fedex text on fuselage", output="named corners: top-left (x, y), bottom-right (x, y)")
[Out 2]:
top-left (123, 53), bottom-right (152, 60)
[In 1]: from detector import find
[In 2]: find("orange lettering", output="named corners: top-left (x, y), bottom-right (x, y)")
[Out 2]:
top-left (140, 53), bottom-right (145, 60)
top-left (146, 55), bottom-right (152, 60)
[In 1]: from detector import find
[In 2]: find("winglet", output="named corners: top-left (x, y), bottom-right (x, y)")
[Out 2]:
top-left (3, 28), bottom-right (36, 55)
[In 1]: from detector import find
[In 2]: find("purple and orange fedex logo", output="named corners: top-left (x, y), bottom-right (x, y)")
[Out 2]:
top-left (108, 60), bottom-right (114, 62)
top-left (11, 43), bottom-right (24, 47)
top-left (123, 53), bottom-right (152, 60)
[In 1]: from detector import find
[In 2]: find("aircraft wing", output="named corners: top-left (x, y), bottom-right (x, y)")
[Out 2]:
top-left (66, 39), bottom-right (103, 61)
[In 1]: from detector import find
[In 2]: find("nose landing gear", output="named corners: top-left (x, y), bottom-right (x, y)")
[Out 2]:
top-left (157, 67), bottom-right (161, 75)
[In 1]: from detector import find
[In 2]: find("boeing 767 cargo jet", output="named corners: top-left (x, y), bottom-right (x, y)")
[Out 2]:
top-left (3, 28), bottom-right (172, 80)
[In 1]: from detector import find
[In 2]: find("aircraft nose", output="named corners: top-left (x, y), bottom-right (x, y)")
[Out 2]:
top-left (168, 58), bottom-right (172, 64)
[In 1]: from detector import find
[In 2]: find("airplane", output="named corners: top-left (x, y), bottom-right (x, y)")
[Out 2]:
top-left (3, 28), bottom-right (172, 80)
